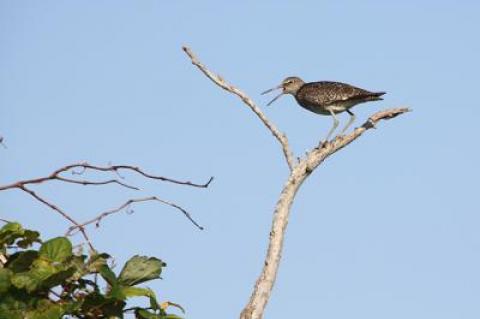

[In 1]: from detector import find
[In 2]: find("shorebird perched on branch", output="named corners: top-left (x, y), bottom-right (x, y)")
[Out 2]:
top-left (262, 77), bottom-right (385, 141)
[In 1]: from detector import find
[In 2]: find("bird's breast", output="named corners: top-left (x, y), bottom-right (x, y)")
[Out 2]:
top-left (295, 97), bottom-right (353, 115)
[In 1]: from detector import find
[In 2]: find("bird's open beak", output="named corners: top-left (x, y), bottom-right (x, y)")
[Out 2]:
top-left (261, 84), bottom-right (284, 106)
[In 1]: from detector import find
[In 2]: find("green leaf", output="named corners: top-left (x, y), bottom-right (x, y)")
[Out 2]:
top-left (119, 256), bottom-right (165, 286)
top-left (81, 291), bottom-right (125, 317)
top-left (107, 284), bottom-right (126, 301)
top-left (67, 254), bottom-right (88, 281)
top-left (0, 222), bottom-right (22, 235)
top-left (0, 308), bottom-right (24, 319)
top-left (0, 222), bottom-right (24, 246)
top-left (0, 268), bottom-right (12, 294)
top-left (121, 286), bottom-right (155, 298)
top-left (150, 294), bottom-right (160, 311)
top-left (0, 290), bottom-right (30, 319)
top-left (39, 237), bottom-right (72, 262)
top-left (99, 264), bottom-right (117, 286)
top-left (61, 299), bottom-right (83, 315)
top-left (86, 252), bottom-right (110, 272)
top-left (0, 224), bottom-right (179, 319)
top-left (16, 230), bottom-right (41, 248)
top-left (26, 300), bottom-right (64, 319)
top-left (107, 278), bottom-right (156, 303)
top-left (11, 259), bottom-right (63, 292)
top-left (41, 267), bottom-right (75, 289)
top-left (135, 308), bottom-right (163, 319)
top-left (6, 251), bottom-right (39, 272)
top-left (11, 273), bottom-right (37, 292)
top-left (160, 302), bottom-right (185, 314)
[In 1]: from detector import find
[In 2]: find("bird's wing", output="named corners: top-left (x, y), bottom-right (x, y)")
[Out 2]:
top-left (298, 82), bottom-right (381, 106)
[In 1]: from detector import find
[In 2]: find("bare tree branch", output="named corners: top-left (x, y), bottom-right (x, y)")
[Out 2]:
top-left (0, 162), bottom-right (213, 191)
top-left (240, 108), bottom-right (409, 319)
top-left (182, 46), bottom-right (296, 171)
top-left (67, 195), bottom-right (203, 235)
top-left (58, 163), bottom-right (214, 188)
top-left (55, 176), bottom-right (140, 190)
top-left (18, 185), bottom-right (95, 251)
top-left (182, 45), bottom-right (410, 319)
top-left (0, 162), bottom-right (212, 250)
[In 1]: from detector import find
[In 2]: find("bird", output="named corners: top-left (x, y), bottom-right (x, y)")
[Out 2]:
top-left (262, 76), bottom-right (385, 142)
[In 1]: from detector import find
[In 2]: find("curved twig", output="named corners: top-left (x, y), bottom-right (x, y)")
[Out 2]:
top-left (67, 196), bottom-right (203, 235)
top-left (19, 186), bottom-right (95, 251)
top-left (55, 176), bottom-right (139, 190)
top-left (55, 163), bottom-right (214, 188)
top-left (0, 162), bottom-right (212, 249)
top-left (183, 46), bottom-right (295, 171)
top-left (0, 162), bottom-right (213, 191)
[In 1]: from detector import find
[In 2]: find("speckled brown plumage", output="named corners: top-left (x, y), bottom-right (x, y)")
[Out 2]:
top-left (295, 81), bottom-right (385, 115)
top-left (261, 76), bottom-right (386, 141)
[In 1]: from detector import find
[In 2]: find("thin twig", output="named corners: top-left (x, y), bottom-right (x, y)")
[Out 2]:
top-left (0, 162), bottom-right (211, 249)
top-left (0, 162), bottom-right (213, 191)
top-left (55, 176), bottom-right (139, 190)
top-left (57, 163), bottom-right (214, 188)
top-left (19, 186), bottom-right (95, 251)
top-left (182, 46), bottom-right (296, 171)
top-left (67, 196), bottom-right (203, 235)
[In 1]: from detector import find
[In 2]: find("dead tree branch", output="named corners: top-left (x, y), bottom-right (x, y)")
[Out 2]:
top-left (0, 162), bottom-right (212, 250)
top-left (67, 195), bottom-right (203, 235)
top-left (18, 185), bottom-right (95, 251)
top-left (0, 162), bottom-right (213, 191)
top-left (240, 108), bottom-right (409, 319)
top-left (183, 46), bottom-right (295, 171)
top-left (183, 46), bottom-right (409, 319)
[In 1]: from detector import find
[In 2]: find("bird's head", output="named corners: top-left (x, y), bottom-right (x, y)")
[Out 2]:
top-left (261, 76), bottom-right (305, 106)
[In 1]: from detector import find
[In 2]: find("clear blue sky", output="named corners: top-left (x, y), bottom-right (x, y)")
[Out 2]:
top-left (1, 1), bottom-right (480, 318)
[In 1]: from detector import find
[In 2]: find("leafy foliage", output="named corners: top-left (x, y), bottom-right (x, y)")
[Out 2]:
top-left (0, 222), bottom-right (183, 319)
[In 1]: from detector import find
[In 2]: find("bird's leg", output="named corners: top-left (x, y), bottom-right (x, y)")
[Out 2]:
top-left (340, 109), bottom-right (356, 135)
top-left (324, 110), bottom-right (339, 142)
